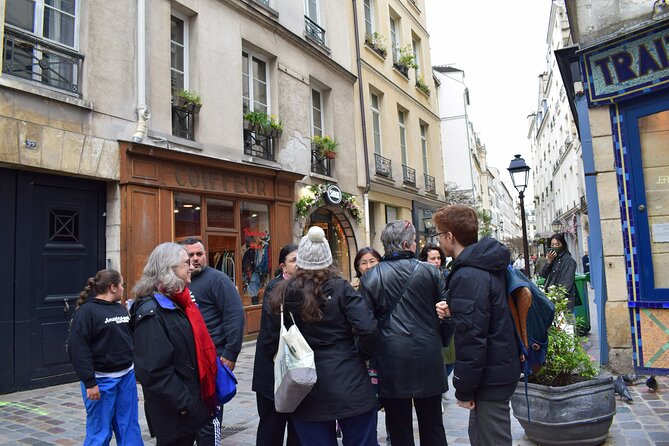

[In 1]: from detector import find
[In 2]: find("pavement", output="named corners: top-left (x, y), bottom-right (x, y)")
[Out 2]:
top-left (1, 288), bottom-right (669, 445)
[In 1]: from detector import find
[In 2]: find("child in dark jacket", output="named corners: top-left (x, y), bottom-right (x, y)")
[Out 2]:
top-left (67, 269), bottom-right (143, 446)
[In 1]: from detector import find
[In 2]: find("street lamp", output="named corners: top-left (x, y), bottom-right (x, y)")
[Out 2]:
top-left (551, 219), bottom-right (563, 233)
top-left (508, 154), bottom-right (531, 277)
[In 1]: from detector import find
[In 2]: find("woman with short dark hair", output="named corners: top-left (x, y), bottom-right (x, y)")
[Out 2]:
top-left (540, 233), bottom-right (578, 309)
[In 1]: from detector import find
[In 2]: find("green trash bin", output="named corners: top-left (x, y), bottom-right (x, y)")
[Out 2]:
top-left (574, 273), bottom-right (591, 335)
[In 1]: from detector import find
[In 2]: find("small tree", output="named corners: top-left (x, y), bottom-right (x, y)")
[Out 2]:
top-left (477, 207), bottom-right (492, 238)
top-left (443, 182), bottom-right (475, 206)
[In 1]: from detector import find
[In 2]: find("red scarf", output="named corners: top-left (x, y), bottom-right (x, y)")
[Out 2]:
top-left (171, 287), bottom-right (218, 410)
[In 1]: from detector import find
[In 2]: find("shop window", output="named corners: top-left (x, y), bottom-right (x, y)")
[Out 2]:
top-left (240, 202), bottom-right (271, 306)
top-left (207, 198), bottom-right (235, 229)
top-left (174, 192), bottom-right (201, 237)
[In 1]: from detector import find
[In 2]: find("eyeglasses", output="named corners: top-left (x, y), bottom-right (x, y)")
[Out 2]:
top-left (404, 220), bottom-right (412, 229)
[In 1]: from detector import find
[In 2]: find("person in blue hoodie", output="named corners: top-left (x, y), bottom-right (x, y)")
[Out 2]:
top-left (434, 205), bottom-right (520, 446)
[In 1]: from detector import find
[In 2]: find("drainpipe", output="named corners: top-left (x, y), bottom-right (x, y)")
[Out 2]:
top-left (131, 0), bottom-right (150, 143)
top-left (352, 0), bottom-right (372, 246)
top-left (575, 91), bottom-right (608, 365)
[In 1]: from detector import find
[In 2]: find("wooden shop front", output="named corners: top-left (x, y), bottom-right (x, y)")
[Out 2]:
top-left (120, 143), bottom-right (301, 334)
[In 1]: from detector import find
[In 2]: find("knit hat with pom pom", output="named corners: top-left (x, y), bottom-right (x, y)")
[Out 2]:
top-left (297, 226), bottom-right (333, 270)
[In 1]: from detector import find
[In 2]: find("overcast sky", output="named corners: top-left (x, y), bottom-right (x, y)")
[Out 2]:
top-left (425, 0), bottom-right (553, 194)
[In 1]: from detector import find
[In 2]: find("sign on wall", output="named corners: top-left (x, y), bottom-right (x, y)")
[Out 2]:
top-left (581, 20), bottom-right (669, 106)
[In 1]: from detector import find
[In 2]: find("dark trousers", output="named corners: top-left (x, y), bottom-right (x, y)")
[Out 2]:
top-left (157, 433), bottom-right (197, 446)
top-left (292, 408), bottom-right (378, 446)
top-left (256, 394), bottom-right (300, 446)
top-left (380, 395), bottom-right (447, 446)
top-left (467, 399), bottom-right (512, 446)
top-left (195, 410), bottom-right (222, 445)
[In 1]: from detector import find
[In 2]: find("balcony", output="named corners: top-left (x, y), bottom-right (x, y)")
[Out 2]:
top-left (424, 174), bottom-right (436, 194)
top-left (304, 16), bottom-right (326, 46)
top-left (2, 25), bottom-right (84, 95)
top-left (243, 123), bottom-right (278, 161)
top-left (311, 146), bottom-right (332, 177)
top-left (172, 99), bottom-right (201, 141)
top-left (374, 153), bottom-right (392, 178)
top-left (402, 164), bottom-right (416, 186)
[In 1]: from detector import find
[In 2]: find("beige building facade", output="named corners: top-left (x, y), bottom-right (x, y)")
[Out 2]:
top-left (353, 0), bottom-right (445, 254)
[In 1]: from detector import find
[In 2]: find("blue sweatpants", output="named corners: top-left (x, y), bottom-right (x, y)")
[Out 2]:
top-left (80, 370), bottom-right (143, 446)
top-left (292, 408), bottom-right (378, 446)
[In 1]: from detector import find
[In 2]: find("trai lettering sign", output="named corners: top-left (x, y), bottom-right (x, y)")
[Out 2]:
top-left (582, 21), bottom-right (669, 105)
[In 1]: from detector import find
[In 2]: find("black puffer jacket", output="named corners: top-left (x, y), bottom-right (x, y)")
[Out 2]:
top-left (541, 249), bottom-right (577, 308)
top-left (272, 276), bottom-right (379, 422)
top-left (360, 253), bottom-right (452, 398)
top-left (130, 294), bottom-right (211, 443)
top-left (252, 275), bottom-right (284, 399)
top-left (446, 237), bottom-right (520, 402)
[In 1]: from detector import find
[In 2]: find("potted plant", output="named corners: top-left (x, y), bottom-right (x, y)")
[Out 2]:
top-left (312, 135), bottom-right (338, 159)
top-left (415, 75), bottom-right (431, 96)
top-left (243, 111), bottom-right (283, 138)
top-left (510, 285), bottom-right (615, 446)
top-left (393, 44), bottom-right (418, 77)
top-left (173, 89), bottom-right (202, 114)
top-left (364, 32), bottom-right (387, 58)
top-left (267, 114), bottom-right (284, 138)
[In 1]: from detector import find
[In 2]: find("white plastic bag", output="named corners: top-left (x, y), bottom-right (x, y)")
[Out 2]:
top-left (273, 305), bottom-right (317, 413)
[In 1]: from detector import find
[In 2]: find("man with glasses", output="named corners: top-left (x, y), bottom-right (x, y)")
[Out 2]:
top-left (434, 205), bottom-right (519, 446)
top-left (179, 237), bottom-right (245, 446)
top-left (359, 220), bottom-right (451, 446)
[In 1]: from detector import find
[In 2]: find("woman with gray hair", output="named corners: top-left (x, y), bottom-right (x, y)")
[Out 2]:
top-left (359, 220), bottom-right (452, 446)
top-left (130, 242), bottom-right (218, 445)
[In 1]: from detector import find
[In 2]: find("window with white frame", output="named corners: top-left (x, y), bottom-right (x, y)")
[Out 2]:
top-left (420, 123), bottom-right (428, 173)
top-left (171, 14), bottom-right (188, 94)
top-left (4, 0), bottom-right (82, 93)
top-left (311, 88), bottom-right (323, 137)
top-left (370, 92), bottom-right (382, 154)
top-left (242, 50), bottom-right (269, 115)
top-left (389, 16), bottom-right (398, 62)
top-left (363, 0), bottom-right (374, 36)
top-left (305, 0), bottom-right (319, 23)
top-left (398, 109), bottom-right (407, 165)
top-left (412, 38), bottom-right (420, 80)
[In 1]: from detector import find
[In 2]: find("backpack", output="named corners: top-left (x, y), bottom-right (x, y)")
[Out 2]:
top-left (506, 266), bottom-right (555, 422)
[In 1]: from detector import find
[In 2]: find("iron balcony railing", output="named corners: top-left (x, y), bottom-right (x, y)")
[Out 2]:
top-left (172, 106), bottom-right (196, 141)
top-left (311, 146), bottom-right (332, 177)
top-left (304, 16), bottom-right (326, 46)
top-left (374, 153), bottom-right (392, 178)
top-left (402, 164), bottom-right (416, 186)
top-left (2, 25), bottom-right (84, 95)
top-left (424, 174), bottom-right (436, 194)
top-left (244, 127), bottom-right (276, 161)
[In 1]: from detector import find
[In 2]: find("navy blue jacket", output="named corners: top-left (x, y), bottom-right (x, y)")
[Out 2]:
top-left (446, 237), bottom-right (520, 402)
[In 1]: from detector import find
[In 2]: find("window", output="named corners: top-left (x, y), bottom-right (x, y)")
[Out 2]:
top-left (3, 0), bottom-right (82, 93)
top-left (398, 110), bottom-right (407, 165)
top-left (311, 88), bottom-right (323, 137)
top-left (304, 0), bottom-right (325, 45)
top-left (370, 93), bottom-right (382, 154)
top-left (242, 50), bottom-right (269, 115)
top-left (412, 38), bottom-right (420, 80)
top-left (305, 0), bottom-right (319, 23)
top-left (389, 16), bottom-right (398, 62)
top-left (170, 14), bottom-right (188, 94)
top-left (363, 0), bottom-right (374, 36)
top-left (420, 123), bottom-right (428, 173)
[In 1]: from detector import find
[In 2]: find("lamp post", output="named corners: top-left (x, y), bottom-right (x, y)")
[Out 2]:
top-left (551, 219), bottom-right (563, 234)
top-left (508, 154), bottom-right (531, 277)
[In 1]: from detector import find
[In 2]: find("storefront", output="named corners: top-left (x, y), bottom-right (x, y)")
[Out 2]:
top-left (120, 143), bottom-right (301, 334)
top-left (559, 18), bottom-right (669, 373)
top-left (295, 184), bottom-right (362, 280)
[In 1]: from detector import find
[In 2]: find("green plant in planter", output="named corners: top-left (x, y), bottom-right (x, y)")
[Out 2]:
top-left (243, 111), bottom-right (283, 136)
top-left (174, 89), bottom-right (202, 106)
top-left (312, 135), bottom-right (338, 159)
top-left (531, 285), bottom-right (599, 387)
top-left (415, 75), bottom-right (431, 96)
top-left (365, 32), bottom-right (388, 57)
top-left (396, 44), bottom-right (418, 69)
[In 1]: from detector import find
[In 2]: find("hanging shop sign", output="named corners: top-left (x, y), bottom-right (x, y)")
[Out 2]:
top-left (325, 184), bottom-right (343, 205)
top-left (581, 20), bottom-right (669, 105)
top-left (296, 184), bottom-right (362, 223)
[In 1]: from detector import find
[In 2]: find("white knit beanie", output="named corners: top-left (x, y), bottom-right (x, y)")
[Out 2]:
top-left (297, 226), bottom-right (333, 270)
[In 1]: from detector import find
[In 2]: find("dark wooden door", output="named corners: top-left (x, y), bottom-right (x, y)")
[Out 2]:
top-left (13, 170), bottom-right (105, 391)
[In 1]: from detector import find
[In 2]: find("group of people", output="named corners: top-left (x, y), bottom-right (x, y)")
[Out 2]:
top-left (67, 202), bottom-right (581, 446)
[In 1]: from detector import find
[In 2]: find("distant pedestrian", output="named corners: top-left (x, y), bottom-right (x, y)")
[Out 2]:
top-left (582, 251), bottom-right (590, 274)
top-left (252, 244), bottom-right (301, 446)
top-left (540, 233), bottom-right (578, 310)
top-left (360, 221), bottom-right (451, 446)
top-left (351, 247), bottom-right (382, 290)
top-left (130, 243), bottom-right (216, 445)
top-left (535, 253), bottom-right (548, 280)
top-left (434, 205), bottom-right (519, 446)
top-left (270, 227), bottom-right (379, 445)
top-left (67, 269), bottom-right (143, 446)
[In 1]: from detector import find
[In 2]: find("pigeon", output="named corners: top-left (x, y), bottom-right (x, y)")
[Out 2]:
top-left (622, 373), bottom-right (639, 385)
top-left (613, 376), bottom-right (633, 402)
top-left (646, 375), bottom-right (658, 392)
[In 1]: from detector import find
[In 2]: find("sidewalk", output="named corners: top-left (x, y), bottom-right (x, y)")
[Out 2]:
top-left (1, 288), bottom-right (668, 445)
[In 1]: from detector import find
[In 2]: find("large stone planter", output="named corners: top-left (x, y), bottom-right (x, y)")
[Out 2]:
top-left (511, 377), bottom-right (615, 446)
